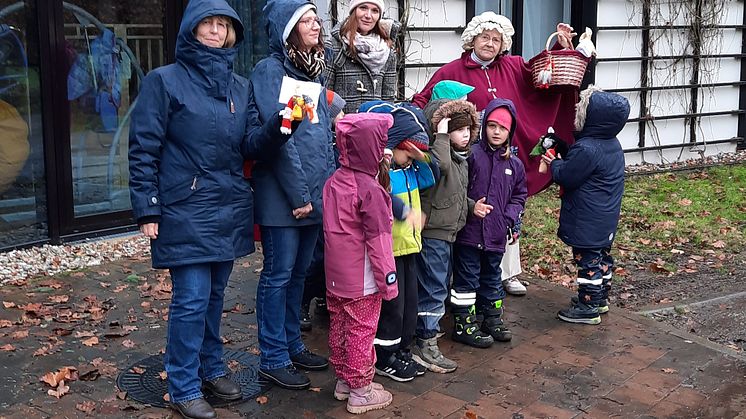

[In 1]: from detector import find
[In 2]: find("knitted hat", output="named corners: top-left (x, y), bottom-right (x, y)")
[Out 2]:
top-left (448, 112), bottom-right (472, 133)
top-left (349, 0), bottom-right (385, 14)
top-left (486, 107), bottom-right (513, 130)
top-left (461, 12), bottom-right (514, 53)
top-left (432, 80), bottom-right (475, 101)
top-left (326, 90), bottom-right (346, 119)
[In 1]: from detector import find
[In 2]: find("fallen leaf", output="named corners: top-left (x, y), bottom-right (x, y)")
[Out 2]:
top-left (74, 330), bottom-right (96, 338)
top-left (3, 301), bottom-right (16, 308)
top-left (47, 381), bottom-right (70, 398)
top-left (122, 339), bottom-right (136, 348)
top-left (76, 400), bottom-right (96, 414)
top-left (661, 368), bottom-right (678, 374)
top-left (78, 367), bottom-right (100, 381)
top-left (40, 367), bottom-right (78, 387)
top-left (0, 344), bottom-right (16, 351)
top-left (712, 240), bottom-right (726, 249)
top-left (670, 248), bottom-right (684, 254)
top-left (82, 337), bottom-right (99, 346)
top-left (0, 319), bottom-right (14, 328)
top-left (256, 395), bottom-right (268, 404)
top-left (48, 295), bottom-right (70, 304)
top-left (10, 330), bottom-right (29, 339)
top-left (132, 366), bottom-right (145, 374)
top-left (678, 198), bottom-right (692, 206)
top-left (163, 393), bottom-right (170, 402)
top-left (464, 410), bottom-right (478, 419)
top-left (308, 387), bottom-right (321, 392)
top-left (116, 390), bottom-right (127, 400)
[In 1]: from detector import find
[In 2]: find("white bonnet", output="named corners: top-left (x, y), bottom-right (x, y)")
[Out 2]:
top-left (461, 12), bottom-right (515, 53)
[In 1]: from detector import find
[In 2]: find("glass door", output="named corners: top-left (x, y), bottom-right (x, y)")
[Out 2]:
top-left (61, 0), bottom-right (163, 223)
top-left (0, 0), bottom-right (47, 248)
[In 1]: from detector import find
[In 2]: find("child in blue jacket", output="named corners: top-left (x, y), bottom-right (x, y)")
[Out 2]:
top-left (542, 87), bottom-right (629, 325)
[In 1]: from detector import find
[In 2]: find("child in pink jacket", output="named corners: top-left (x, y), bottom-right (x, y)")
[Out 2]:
top-left (323, 113), bottom-right (399, 415)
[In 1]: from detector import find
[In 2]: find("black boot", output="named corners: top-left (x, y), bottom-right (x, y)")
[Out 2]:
top-left (452, 305), bottom-right (494, 348)
top-left (572, 295), bottom-right (608, 314)
top-left (314, 296), bottom-right (328, 316)
top-left (202, 376), bottom-right (242, 401)
top-left (478, 301), bottom-right (512, 342)
top-left (300, 302), bottom-right (312, 332)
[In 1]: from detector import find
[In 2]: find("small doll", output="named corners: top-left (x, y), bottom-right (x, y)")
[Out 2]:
top-left (530, 127), bottom-right (569, 173)
top-left (281, 94), bottom-right (316, 134)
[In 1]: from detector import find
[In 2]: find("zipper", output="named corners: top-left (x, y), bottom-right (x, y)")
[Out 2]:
top-left (190, 176), bottom-right (198, 191)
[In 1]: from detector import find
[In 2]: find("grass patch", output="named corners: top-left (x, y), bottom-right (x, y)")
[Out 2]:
top-left (521, 164), bottom-right (746, 282)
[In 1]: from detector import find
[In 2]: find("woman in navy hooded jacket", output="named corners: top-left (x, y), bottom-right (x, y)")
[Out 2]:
top-left (128, 0), bottom-right (289, 417)
top-left (247, 0), bottom-right (335, 390)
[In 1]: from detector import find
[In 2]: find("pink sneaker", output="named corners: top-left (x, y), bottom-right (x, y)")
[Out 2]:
top-left (334, 380), bottom-right (384, 401)
top-left (346, 384), bottom-right (392, 414)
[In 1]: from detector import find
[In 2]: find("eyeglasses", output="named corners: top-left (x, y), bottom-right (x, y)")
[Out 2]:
top-left (475, 33), bottom-right (502, 45)
top-left (299, 17), bottom-right (323, 28)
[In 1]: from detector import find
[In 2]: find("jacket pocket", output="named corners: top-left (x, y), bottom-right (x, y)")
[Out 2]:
top-left (161, 175), bottom-right (199, 206)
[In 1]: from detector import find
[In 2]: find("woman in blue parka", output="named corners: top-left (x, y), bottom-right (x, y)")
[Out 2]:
top-left (128, 1), bottom-right (289, 417)
top-left (248, 0), bottom-right (335, 390)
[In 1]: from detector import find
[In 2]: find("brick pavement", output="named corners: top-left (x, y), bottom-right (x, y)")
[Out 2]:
top-left (1, 253), bottom-right (745, 419)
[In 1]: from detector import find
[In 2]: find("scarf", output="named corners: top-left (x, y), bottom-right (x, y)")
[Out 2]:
top-left (286, 43), bottom-right (326, 79)
top-left (344, 32), bottom-right (390, 75)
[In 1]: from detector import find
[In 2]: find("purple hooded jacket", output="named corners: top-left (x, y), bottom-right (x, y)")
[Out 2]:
top-left (456, 98), bottom-right (528, 253)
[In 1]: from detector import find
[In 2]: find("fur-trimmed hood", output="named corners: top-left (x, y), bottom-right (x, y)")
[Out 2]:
top-left (574, 85), bottom-right (630, 138)
top-left (430, 100), bottom-right (480, 146)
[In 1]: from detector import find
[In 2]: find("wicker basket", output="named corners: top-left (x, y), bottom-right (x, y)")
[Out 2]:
top-left (528, 32), bottom-right (591, 89)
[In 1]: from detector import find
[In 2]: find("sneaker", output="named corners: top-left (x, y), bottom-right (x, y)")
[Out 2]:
top-left (412, 337), bottom-right (457, 373)
top-left (290, 349), bottom-right (329, 371)
top-left (502, 277), bottom-right (527, 296)
top-left (202, 376), bottom-right (242, 401)
top-left (347, 384), bottom-right (393, 414)
top-left (397, 349), bottom-right (426, 376)
top-left (259, 365), bottom-right (311, 390)
top-left (374, 353), bottom-right (417, 382)
top-left (171, 398), bottom-right (217, 419)
top-left (572, 296), bottom-right (609, 314)
top-left (300, 303), bottom-right (312, 332)
top-left (558, 300), bottom-right (601, 325)
top-left (334, 380), bottom-right (384, 401)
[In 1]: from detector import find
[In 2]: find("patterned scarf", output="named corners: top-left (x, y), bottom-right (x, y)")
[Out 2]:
top-left (343, 32), bottom-right (390, 75)
top-left (286, 43), bottom-right (326, 79)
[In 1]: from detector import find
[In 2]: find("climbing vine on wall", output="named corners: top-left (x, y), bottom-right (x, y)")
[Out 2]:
top-left (631, 0), bottom-right (729, 161)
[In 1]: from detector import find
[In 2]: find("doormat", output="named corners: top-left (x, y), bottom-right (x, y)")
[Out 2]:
top-left (116, 350), bottom-right (268, 408)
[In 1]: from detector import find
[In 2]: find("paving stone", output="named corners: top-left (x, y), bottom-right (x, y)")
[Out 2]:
top-left (519, 400), bottom-right (577, 419)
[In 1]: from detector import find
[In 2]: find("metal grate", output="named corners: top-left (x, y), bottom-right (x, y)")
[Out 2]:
top-left (116, 350), bottom-right (268, 408)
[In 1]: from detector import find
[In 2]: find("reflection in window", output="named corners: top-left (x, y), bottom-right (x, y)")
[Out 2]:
top-left (0, 1), bottom-right (47, 248)
top-left (63, 1), bottom-right (159, 217)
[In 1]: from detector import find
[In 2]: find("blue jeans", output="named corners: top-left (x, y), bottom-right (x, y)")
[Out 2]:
top-left (167, 261), bottom-right (234, 403)
top-left (416, 238), bottom-right (452, 339)
top-left (452, 244), bottom-right (505, 311)
top-left (256, 225), bottom-right (320, 370)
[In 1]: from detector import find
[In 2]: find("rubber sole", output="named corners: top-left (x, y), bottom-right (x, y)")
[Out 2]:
top-left (557, 313), bottom-right (602, 325)
top-left (411, 354), bottom-right (457, 374)
top-left (346, 397), bottom-right (392, 414)
top-left (374, 367), bottom-right (415, 382)
top-left (452, 333), bottom-right (494, 349)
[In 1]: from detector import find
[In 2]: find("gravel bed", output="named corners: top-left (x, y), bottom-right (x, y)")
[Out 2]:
top-left (0, 234), bottom-right (150, 285)
top-left (1, 150), bottom-right (745, 285)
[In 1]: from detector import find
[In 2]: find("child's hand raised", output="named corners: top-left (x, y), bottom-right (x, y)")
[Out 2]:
top-left (473, 197), bottom-right (493, 218)
top-left (405, 141), bottom-right (428, 162)
top-left (437, 117), bottom-right (451, 134)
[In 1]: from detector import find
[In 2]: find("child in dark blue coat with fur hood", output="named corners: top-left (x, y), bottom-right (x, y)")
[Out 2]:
top-left (542, 86), bottom-right (630, 325)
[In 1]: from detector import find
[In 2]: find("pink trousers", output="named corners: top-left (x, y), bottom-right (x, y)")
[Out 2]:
top-left (326, 292), bottom-right (383, 389)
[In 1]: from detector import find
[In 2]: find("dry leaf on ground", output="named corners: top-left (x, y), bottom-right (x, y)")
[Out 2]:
top-left (82, 337), bottom-right (99, 346)
top-left (256, 395), bottom-right (268, 404)
top-left (76, 400), bottom-right (96, 414)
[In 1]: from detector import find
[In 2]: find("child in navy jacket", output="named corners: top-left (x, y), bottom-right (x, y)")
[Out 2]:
top-left (542, 87), bottom-right (629, 325)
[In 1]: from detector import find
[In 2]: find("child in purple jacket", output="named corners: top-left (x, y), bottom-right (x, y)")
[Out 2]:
top-left (323, 113), bottom-right (398, 414)
top-left (451, 98), bottom-right (527, 348)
